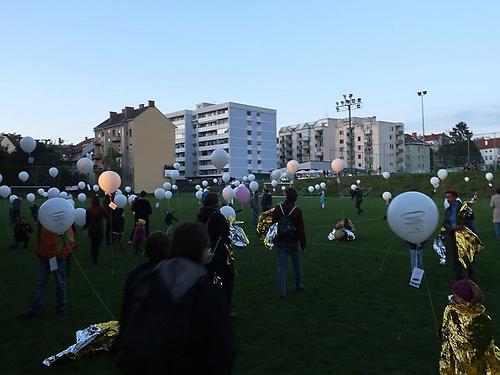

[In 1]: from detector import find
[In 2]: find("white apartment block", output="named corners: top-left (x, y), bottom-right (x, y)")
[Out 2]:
top-left (475, 137), bottom-right (500, 167)
top-left (404, 134), bottom-right (431, 173)
top-left (167, 102), bottom-right (277, 178)
top-left (278, 116), bottom-right (405, 173)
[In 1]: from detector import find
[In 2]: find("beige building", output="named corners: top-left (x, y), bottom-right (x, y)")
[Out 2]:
top-left (93, 100), bottom-right (175, 192)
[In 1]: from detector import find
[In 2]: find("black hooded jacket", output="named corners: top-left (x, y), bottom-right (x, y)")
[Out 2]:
top-left (197, 206), bottom-right (231, 262)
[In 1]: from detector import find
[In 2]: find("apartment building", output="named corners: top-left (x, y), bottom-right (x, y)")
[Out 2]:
top-left (167, 102), bottom-right (277, 178)
top-left (93, 100), bottom-right (175, 192)
top-left (404, 133), bottom-right (431, 173)
top-left (475, 137), bottom-right (500, 167)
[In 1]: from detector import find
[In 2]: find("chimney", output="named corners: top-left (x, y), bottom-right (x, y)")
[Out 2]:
top-left (124, 106), bottom-right (134, 119)
top-left (109, 111), bottom-right (117, 121)
top-left (148, 100), bottom-right (155, 107)
top-left (139, 103), bottom-right (144, 109)
top-left (412, 132), bottom-right (417, 138)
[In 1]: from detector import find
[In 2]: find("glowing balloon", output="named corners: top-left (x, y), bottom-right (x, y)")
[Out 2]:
top-left (437, 169), bottom-right (448, 180)
top-left (37, 188), bottom-right (45, 196)
top-left (47, 187), bottom-right (60, 199)
top-left (173, 162), bottom-right (181, 170)
top-left (243, 176), bottom-right (248, 182)
top-left (211, 148), bottom-right (229, 170)
top-left (26, 193), bottom-right (36, 202)
top-left (128, 194), bottom-right (137, 204)
top-left (464, 177), bottom-right (470, 182)
top-left (281, 186), bottom-right (286, 191)
top-left (18, 171), bottom-right (29, 182)
top-left (76, 157), bottom-right (93, 174)
top-left (125, 186), bottom-right (132, 193)
top-left (164, 191), bottom-right (173, 200)
top-left (43, 192), bottom-right (48, 198)
top-left (387, 192), bottom-right (439, 244)
top-left (213, 178), bottom-right (218, 184)
top-left (271, 180), bottom-right (278, 187)
top-left (222, 173), bottom-right (231, 183)
top-left (331, 159), bottom-right (345, 174)
top-left (74, 208), bottom-right (87, 227)
top-left (114, 194), bottom-right (127, 208)
top-left (430, 177), bottom-right (440, 187)
top-left (315, 184), bottom-right (320, 191)
top-left (9, 195), bottom-right (18, 204)
top-left (38, 198), bottom-right (75, 234)
top-left (154, 188), bottom-right (165, 200)
top-left (351, 184), bottom-right (357, 191)
top-left (93, 185), bottom-right (100, 192)
top-left (49, 167), bottom-right (59, 178)
top-left (78, 181), bottom-right (86, 190)
top-left (202, 180), bottom-right (208, 187)
top-left (308, 186), bottom-right (314, 193)
top-left (235, 185), bottom-right (251, 203)
top-left (382, 171), bottom-right (390, 180)
top-left (485, 172), bottom-right (494, 181)
top-left (77, 193), bottom-right (86, 202)
top-left (195, 190), bottom-right (203, 200)
top-left (59, 192), bottom-right (68, 199)
top-left (220, 205), bottom-right (236, 220)
top-left (98, 171), bottom-right (121, 193)
top-left (286, 160), bottom-right (299, 175)
top-left (249, 181), bottom-right (259, 192)
top-left (271, 169), bottom-right (281, 181)
top-left (356, 179), bottom-right (361, 185)
top-left (222, 186), bottom-right (234, 202)
top-left (20, 136), bottom-right (37, 153)
top-left (320, 182), bottom-right (326, 190)
top-left (195, 184), bottom-right (201, 191)
top-left (248, 174), bottom-right (256, 182)
top-left (169, 170), bottom-right (180, 180)
top-left (172, 184), bottom-right (178, 190)
top-left (382, 191), bottom-right (392, 202)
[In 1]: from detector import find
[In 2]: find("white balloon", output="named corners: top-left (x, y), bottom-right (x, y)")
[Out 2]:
top-left (78, 181), bottom-right (86, 190)
top-left (163, 182), bottom-right (172, 191)
top-left (271, 169), bottom-right (282, 181)
top-left (172, 185), bottom-right (178, 190)
top-left (222, 186), bottom-right (234, 202)
top-left (222, 173), bottom-right (231, 183)
top-left (271, 180), bottom-right (278, 187)
top-left (98, 171), bottom-right (121, 193)
top-left (38, 198), bottom-right (75, 234)
top-left (320, 182), bottom-right (326, 190)
top-left (382, 191), bottom-right (392, 202)
top-left (37, 188), bottom-right (45, 196)
top-left (287, 160), bottom-right (299, 175)
top-left (169, 170), bottom-right (180, 180)
top-left (351, 184), bottom-right (357, 191)
top-left (195, 190), bottom-right (203, 200)
top-left (202, 180), bottom-right (208, 187)
top-left (18, 171), bottom-right (29, 182)
top-left (49, 167), bottom-right (59, 178)
top-left (114, 194), bottom-right (127, 208)
top-left (464, 177), bottom-right (470, 183)
top-left (195, 184), bottom-right (201, 191)
top-left (76, 157), bottom-right (94, 174)
top-left (280, 172), bottom-right (287, 180)
top-left (331, 159), bottom-right (345, 174)
top-left (77, 193), bottom-right (86, 202)
top-left (437, 169), bottom-right (448, 180)
top-left (308, 186), bottom-right (314, 193)
top-left (9, 195), bottom-right (18, 204)
top-left (315, 184), bottom-right (320, 191)
top-left (92, 184), bottom-right (100, 192)
top-left (356, 179), bottom-right (361, 185)
top-left (115, 189), bottom-right (123, 195)
top-left (74, 208), bottom-right (87, 227)
top-left (20, 136), bottom-right (37, 153)
top-left (59, 191), bottom-right (68, 199)
top-left (213, 178), bottom-right (218, 184)
top-left (154, 188), bottom-right (165, 200)
top-left (430, 177), bottom-right (440, 187)
top-left (382, 171), bottom-right (391, 180)
top-left (233, 180), bottom-right (240, 187)
top-left (243, 176), bottom-right (248, 182)
top-left (248, 174), bottom-right (256, 182)
top-left (173, 162), bottom-right (181, 170)
top-left (220, 205), bottom-right (236, 220)
top-left (387, 192), bottom-right (439, 244)
top-left (485, 172), bottom-right (494, 181)
top-left (128, 194), bottom-right (137, 204)
top-left (249, 181), bottom-right (259, 192)
top-left (125, 186), bottom-right (132, 193)
top-left (0, 174), bottom-right (2, 184)
top-left (47, 187), bottom-right (60, 199)
top-left (43, 192), bottom-right (48, 198)
top-left (281, 186), bottom-right (286, 191)
top-left (211, 148), bottom-right (229, 170)
top-left (164, 191), bottom-right (173, 200)
top-left (444, 198), bottom-right (450, 210)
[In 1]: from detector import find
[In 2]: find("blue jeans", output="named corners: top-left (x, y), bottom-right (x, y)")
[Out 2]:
top-left (495, 223), bottom-right (500, 239)
top-left (30, 257), bottom-right (67, 314)
top-left (276, 243), bottom-right (303, 296)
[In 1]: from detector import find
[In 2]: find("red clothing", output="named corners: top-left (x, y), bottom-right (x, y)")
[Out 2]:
top-left (36, 226), bottom-right (76, 260)
top-left (271, 202), bottom-right (306, 249)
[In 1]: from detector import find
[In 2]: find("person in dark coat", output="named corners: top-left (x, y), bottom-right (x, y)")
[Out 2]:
top-left (84, 196), bottom-right (105, 265)
top-left (112, 207), bottom-right (125, 251)
top-left (261, 188), bottom-right (273, 212)
top-left (196, 193), bottom-right (233, 310)
top-left (103, 194), bottom-right (113, 245)
top-left (129, 191), bottom-right (152, 242)
top-left (116, 223), bottom-right (234, 375)
top-left (351, 187), bottom-right (363, 215)
top-left (30, 203), bottom-right (39, 223)
top-left (11, 217), bottom-right (33, 249)
top-left (271, 187), bottom-right (306, 298)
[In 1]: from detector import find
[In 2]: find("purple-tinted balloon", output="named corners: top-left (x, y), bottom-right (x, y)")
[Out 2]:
top-left (234, 185), bottom-right (251, 204)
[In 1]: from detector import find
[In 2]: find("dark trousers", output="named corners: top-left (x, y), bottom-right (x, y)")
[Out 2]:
top-left (105, 219), bottom-right (111, 245)
top-left (90, 237), bottom-right (102, 265)
top-left (11, 237), bottom-right (29, 249)
top-left (207, 257), bottom-right (234, 306)
top-left (355, 200), bottom-right (363, 214)
top-left (444, 230), bottom-right (474, 280)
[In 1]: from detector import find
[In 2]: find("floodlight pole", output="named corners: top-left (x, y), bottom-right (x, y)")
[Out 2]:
top-left (336, 94), bottom-right (363, 175)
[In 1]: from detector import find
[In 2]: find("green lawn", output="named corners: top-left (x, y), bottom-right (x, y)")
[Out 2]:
top-left (0, 190), bottom-right (499, 375)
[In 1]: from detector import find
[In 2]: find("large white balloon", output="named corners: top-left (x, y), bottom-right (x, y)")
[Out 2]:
top-left (308, 186), bottom-right (314, 193)
top-left (114, 194), bottom-right (127, 208)
top-left (271, 180), bottom-right (278, 187)
top-left (331, 159), bottom-right (345, 174)
top-left (49, 167), bottom-right (59, 178)
top-left (76, 157), bottom-right (94, 174)
top-left (125, 186), bottom-right (132, 193)
top-left (164, 191), bottom-right (173, 200)
top-left (387, 192), bottom-right (439, 244)
top-left (128, 194), bottom-right (137, 204)
top-left (20, 136), bottom-right (37, 153)
top-left (195, 190), bottom-right (203, 200)
top-left (38, 198), bottom-right (75, 234)
top-left (222, 186), bottom-right (234, 202)
top-left (211, 148), bottom-right (229, 170)
top-left (382, 171), bottom-right (391, 180)
top-left (320, 182), bottom-right (326, 190)
top-left (78, 181), bottom-right (86, 190)
top-left (37, 188), bottom-right (45, 196)
top-left (47, 187), bottom-right (60, 199)
top-left (77, 193), bottom-right (86, 202)
top-left (154, 188), bottom-right (165, 200)
top-left (163, 182), bottom-right (172, 191)
top-left (437, 169), bottom-right (448, 180)
top-left (249, 181), bottom-right (259, 192)
top-left (222, 173), bottom-right (231, 183)
top-left (98, 171), bottom-right (121, 193)
top-left (173, 162), bottom-right (181, 170)
top-left (430, 176), bottom-right (440, 187)
top-left (74, 208), bottom-right (87, 227)
top-left (18, 171), bottom-right (29, 182)
top-left (9, 195), bottom-right (18, 204)
top-left (382, 191), bottom-right (392, 202)
top-left (220, 205), bottom-right (236, 220)
top-left (485, 172), bottom-right (494, 181)
top-left (92, 184), bottom-right (100, 192)
top-left (286, 160), bottom-right (299, 175)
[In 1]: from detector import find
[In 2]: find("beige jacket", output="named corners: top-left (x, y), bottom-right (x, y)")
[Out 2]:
top-left (490, 194), bottom-right (500, 223)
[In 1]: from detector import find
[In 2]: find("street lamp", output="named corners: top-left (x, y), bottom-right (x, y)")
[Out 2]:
top-left (417, 91), bottom-right (427, 146)
top-left (336, 94), bottom-right (363, 174)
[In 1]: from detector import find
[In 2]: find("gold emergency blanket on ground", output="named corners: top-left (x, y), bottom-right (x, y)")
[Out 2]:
top-left (455, 227), bottom-right (485, 269)
top-left (439, 304), bottom-right (500, 374)
top-left (257, 208), bottom-right (274, 248)
top-left (42, 321), bottom-right (120, 367)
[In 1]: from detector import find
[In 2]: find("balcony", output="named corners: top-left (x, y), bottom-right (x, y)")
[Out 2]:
top-left (111, 137), bottom-right (121, 143)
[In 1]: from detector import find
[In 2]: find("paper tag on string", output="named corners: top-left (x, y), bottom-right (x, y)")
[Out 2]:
top-left (155, 202), bottom-right (160, 208)
top-left (108, 202), bottom-right (117, 210)
top-left (409, 267), bottom-right (424, 288)
top-left (49, 257), bottom-right (58, 272)
top-left (87, 184), bottom-right (91, 191)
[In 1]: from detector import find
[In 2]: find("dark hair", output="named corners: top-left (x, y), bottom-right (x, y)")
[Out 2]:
top-left (169, 223), bottom-right (209, 263)
top-left (496, 188), bottom-right (500, 194)
top-left (91, 196), bottom-right (101, 207)
top-left (203, 192), bottom-right (219, 208)
top-left (140, 191), bottom-right (147, 197)
top-left (445, 189), bottom-right (458, 197)
top-left (285, 187), bottom-right (298, 203)
top-left (145, 231), bottom-right (170, 262)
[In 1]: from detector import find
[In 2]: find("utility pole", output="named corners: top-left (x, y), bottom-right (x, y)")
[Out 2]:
top-left (336, 94), bottom-right (363, 174)
top-left (417, 91), bottom-right (427, 145)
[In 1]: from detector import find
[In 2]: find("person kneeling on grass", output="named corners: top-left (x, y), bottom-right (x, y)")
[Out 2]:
top-left (439, 278), bottom-right (500, 374)
top-left (328, 218), bottom-right (355, 241)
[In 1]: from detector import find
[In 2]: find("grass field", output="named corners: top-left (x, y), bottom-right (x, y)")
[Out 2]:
top-left (0, 186), bottom-right (499, 374)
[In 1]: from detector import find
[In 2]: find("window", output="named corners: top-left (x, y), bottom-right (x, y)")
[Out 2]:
top-left (247, 140), bottom-right (252, 145)
top-left (358, 145), bottom-right (361, 150)
top-left (357, 136), bottom-right (361, 141)
top-left (257, 122), bottom-right (261, 126)
top-left (257, 150), bottom-right (261, 154)
top-left (257, 141), bottom-right (261, 146)
top-left (358, 154), bottom-right (361, 159)
top-left (256, 112), bottom-right (261, 117)
top-left (257, 160), bottom-right (262, 164)
top-left (358, 163), bottom-right (361, 167)
top-left (340, 140), bottom-right (344, 144)
top-left (389, 135), bottom-right (392, 140)
top-left (248, 160), bottom-right (252, 164)
top-left (246, 111), bottom-right (251, 116)
top-left (247, 130), bottom-right (252, 135)
top-left (247, 120), bottom-right (252, 127)
top-left (257, 131), bottom-right (262, 136)
top-left (340, 131), bottom-right (343, 135)
top-left (129, 129), bottom-right (132, 137)
top-left (247, 150), bottom-right (252, 154)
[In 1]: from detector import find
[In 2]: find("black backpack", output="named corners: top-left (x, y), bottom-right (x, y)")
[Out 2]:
top-left (116, 268), bottom-right (204, 375)
top-left (276, 205), bottom-right (297, 240)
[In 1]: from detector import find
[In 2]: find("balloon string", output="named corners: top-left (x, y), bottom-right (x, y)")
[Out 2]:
top-left (424, 274), bottom-right (439, 332)
top-left (378, 236), bottom-right (396, 271)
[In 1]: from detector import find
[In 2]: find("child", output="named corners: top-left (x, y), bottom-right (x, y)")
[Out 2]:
top-left (132, 219), bottom-right (147, 256)
top-left (112, 207), bottom-right (125, 251)
top-left (408, 242), bottom-right (423, 270)
top-left (11, 217), bottom-right (33, 249)
top-left (30, 203), bottom-right (39, 223)
top-left (319, 191), bottom-right (326, 209)
top-left (164, 209), bottom-right (178, 235)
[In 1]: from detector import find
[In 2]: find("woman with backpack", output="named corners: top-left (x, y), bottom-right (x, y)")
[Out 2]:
top-left (271, 187), bottom-right (306, 298)
top-left (116, 223), bottom-right (234, 375)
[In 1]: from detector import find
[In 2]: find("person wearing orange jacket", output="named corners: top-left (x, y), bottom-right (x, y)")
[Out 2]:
top-left (18, 225), bottom-right (76, 319)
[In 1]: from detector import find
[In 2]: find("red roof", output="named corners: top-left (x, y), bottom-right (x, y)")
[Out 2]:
top-left (70, 137), bottom-right (94, 155)
top-left (475, 137), bottom-right (500, 150)
top-left (424, 133), bottom-right (449, 142)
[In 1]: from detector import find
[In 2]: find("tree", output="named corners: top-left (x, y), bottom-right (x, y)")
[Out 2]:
top-left (449, 121), bottom-right (473, 144)
top-left (102, 147), bottom-right (122, 173)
